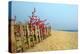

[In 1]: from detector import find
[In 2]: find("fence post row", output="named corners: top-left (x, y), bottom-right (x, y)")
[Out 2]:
top-left (9, 8), bottom-right (51, 53)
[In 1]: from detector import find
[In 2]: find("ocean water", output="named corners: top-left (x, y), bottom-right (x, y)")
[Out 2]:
top-left (62, 30), bottom-right (78, 32)
top-left (53, 29), bottom-right (78, 32)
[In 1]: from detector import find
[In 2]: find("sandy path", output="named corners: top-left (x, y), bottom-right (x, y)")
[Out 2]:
top-left (26, 30), bottom-right (78, 52)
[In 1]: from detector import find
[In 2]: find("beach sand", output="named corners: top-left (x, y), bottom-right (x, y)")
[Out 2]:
top-left (26, 30), bottom-right (78, 52)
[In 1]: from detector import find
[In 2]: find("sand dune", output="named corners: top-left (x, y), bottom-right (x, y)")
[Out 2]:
top-left (26, 30), bottom-right (78, 52)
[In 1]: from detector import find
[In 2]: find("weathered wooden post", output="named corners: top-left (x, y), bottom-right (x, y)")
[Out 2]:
top-left (22, 23), bottom-right (28, 49)
top-left (48, 25), bottom-right (51, 36)
top-left (46, 23), bottom-right (51, 37)
top-left (27, 22), bottom-right (34, 48)
top-left (26, 22), bottom-right (30, 48)
top-left (15, 22), bottom-right (23, 52)
top-left (27, 23), bottom-right (31, 48)
top-left (28, 8), bottom-right (40, 44)
top-left (33, 25), bottom-right (38, 44)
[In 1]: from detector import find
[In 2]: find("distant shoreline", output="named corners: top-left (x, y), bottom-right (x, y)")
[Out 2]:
top-left (52, 29), bottom-right (78, 32)
top-left (61, 30), bottom-right (78, 32)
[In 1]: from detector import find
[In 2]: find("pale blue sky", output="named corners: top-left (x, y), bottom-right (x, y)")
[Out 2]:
top-left (11, 1), bottom-right (78, 30)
